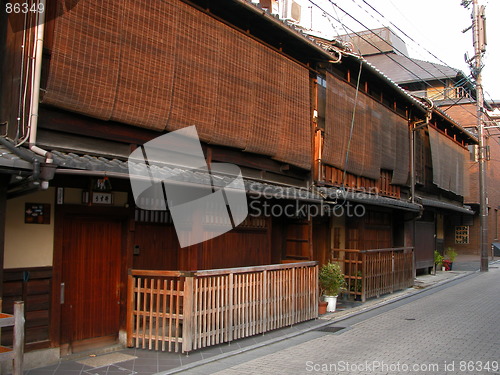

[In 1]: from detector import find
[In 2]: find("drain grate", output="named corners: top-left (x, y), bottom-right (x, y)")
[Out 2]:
top-left (84, 365), bottom-right (137, 375)
top-left (315, 326), bottom-right (347, 334)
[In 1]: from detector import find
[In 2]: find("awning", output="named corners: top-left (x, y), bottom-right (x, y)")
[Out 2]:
top-left (419, 197), bottom-right (475, 215)
top-left (51, 150), bottom-right (324, 203)
top-left (320, 187), bottom-right (422, 213)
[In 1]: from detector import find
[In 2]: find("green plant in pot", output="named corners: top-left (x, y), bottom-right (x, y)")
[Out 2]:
top-left (434, 250), bottom-right (444, 273)
top-left (444, 248), bottom-right (457, 270)
top-left (319, 262), bottom-right (346, 312)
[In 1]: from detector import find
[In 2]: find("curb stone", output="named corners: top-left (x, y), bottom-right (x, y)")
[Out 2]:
top-left (155, 262), bottom-right (500, 375)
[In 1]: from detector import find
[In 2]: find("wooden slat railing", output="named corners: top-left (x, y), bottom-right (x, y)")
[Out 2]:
top-left (127, 262), bottom-right (318, 353)
top-left (126, 270), bottom-right (186, 352)
top-left (330, 247), bottom-right (414, 302)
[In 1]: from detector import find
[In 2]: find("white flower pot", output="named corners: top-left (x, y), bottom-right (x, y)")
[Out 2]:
top-left (324, 295), bottom-right (338, 312)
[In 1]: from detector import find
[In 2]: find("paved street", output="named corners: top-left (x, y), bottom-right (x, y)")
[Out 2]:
top-left (173, 264), bottom-right (500, 375)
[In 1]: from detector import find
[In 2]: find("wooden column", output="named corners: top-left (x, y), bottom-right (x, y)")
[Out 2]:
top-left (0, 175), bottom-right (9, 298)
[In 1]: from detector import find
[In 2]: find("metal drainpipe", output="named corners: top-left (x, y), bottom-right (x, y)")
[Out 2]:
top-left (27, 0), bottom-right (55, 189)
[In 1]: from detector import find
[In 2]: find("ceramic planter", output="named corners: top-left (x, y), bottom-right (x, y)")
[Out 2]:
top-left (318, 300), bottom-right (328, 315)
top-left (324, 295), bottom-right (338, 312)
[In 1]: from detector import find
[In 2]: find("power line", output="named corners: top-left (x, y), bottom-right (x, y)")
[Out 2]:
top-left (306, 0), bottom-right (484, 126)
top-left (355, 0), bottom-right (461, 86)
top-left (309, 0), bottom-right (461, 96)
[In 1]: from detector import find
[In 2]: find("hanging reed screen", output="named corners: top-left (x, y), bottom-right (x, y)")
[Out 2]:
top-left (322, 72), bottom-right (409, 184)
top-left (428, 126), bottom-right (469, 196)
top-left (43, 0), bottom-right (312, 170)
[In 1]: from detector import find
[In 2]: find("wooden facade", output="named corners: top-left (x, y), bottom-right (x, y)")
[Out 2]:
top-left (330, 248), bottom-right (414, 302)
top-left (0, 0), bottom-right (478, 359)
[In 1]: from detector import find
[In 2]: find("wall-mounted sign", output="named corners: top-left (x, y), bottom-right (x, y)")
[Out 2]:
top-left (92, 192), bottom-right (113, 205)
top-left (25, 203), bottom-right (51, 224)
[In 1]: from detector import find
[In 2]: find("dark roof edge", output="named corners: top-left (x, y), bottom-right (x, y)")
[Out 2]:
top-left (419, 197), bottom-right (475, 215)
top-left (323, 188), bottom-right (422, 213)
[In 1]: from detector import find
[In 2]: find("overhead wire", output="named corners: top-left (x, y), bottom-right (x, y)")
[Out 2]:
top-left (309, 0), bottom-right (462, 96)
top-left (354, 0), bottom-right (461, 86)
top-left (306, 0), bottom-right (486, 127)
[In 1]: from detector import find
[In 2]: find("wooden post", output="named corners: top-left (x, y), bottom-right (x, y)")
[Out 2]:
top-left (13, 301), bottom-right (24, 375)
top-left (0, 176), bottom-right (9, 299)
top-left (228, 272), bottom-right (234, 342)
top-left (361, 253), bottom-right (366, 302)
top-left (126, 271), bottom-right (135, 347)
top-left (182, 276), bottom-right (194, 353)
top-left (262, 270), bottom-right (267, 332)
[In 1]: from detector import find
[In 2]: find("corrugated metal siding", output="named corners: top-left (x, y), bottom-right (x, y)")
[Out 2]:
top-left (43, 0), bottom-right (312, 170)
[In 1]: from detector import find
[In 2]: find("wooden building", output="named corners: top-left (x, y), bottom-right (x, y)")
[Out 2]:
top-left (0, 0), bottom-right (477, 365)
top-left (346, 26), bottom-right (496, 260)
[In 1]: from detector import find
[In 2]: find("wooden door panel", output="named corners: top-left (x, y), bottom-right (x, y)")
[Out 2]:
top-left (415, 221), bottom-right (435, 269)
top-left (61, 216), bottom-right (121, 344)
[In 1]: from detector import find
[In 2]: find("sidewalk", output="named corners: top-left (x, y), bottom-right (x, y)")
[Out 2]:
top-left (23, 257), bottom-right (498, 375)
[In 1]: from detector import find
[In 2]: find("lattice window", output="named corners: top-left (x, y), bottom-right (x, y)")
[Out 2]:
top-left (455, 225), bottom-right (469, 244)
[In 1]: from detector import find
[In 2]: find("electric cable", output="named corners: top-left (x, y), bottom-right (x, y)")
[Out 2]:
top-left (306, 0), bottom-right (487, 127)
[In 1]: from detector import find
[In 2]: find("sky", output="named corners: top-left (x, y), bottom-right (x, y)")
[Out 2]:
top-left (297, 0), bottom-right (500, 102)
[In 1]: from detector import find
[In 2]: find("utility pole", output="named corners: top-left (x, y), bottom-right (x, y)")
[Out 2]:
top-left (465, 0), bottom-right (488, 271)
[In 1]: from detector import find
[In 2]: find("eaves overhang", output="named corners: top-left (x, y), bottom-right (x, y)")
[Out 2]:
top-left (419, 197), bottom-right (475, 215)
top-left (320, 187), bottom-right (422, 213)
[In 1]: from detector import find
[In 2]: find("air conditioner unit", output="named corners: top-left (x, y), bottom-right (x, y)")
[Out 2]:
top-left (280, 0), bottom-right (301, 23)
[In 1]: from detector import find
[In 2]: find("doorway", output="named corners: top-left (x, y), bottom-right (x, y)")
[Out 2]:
top-left (60, 215), bottom-right (122, 353)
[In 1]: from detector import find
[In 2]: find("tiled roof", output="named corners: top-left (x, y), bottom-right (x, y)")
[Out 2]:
top-left (365, 53), bottom-right (461, 84)
top-left (1, 144), bottom-right (426, 211)
top-left (0, 144), bottom-right (34, 170)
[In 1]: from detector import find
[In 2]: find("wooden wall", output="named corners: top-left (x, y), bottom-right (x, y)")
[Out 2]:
top-left (132, 223), bottom-right (179, 271)
top-left (2, 267), bottom-right (52, 351)
top-left (346, 210), bottom-right (393, 250)
top-left (198, 226), bottom-right (271, 270)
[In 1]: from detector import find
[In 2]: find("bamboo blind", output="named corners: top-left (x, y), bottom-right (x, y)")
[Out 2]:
top-left (43, 0), bottom-right (312, 170)
top-left (42, 0), bottom-right (121, 120)
top-left (323, 72), bottom-right (409, 184)
top-left (428, 126), bottom-right (469, 196)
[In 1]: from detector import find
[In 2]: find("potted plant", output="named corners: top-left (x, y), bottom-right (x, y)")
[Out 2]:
top-left (444, 248), bottom-right (457, 270)
top-left (319, 262), bottom-right (346, 312)
top-left (434, 250), bottom-right (444, 274)
top-left (318, 300), bottom-right (328, 315)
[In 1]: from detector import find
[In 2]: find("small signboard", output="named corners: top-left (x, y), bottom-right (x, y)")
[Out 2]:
top-left (25, 203), bottom-right (51, 224)
top-left (92, 192), bottom-right (113, 205)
